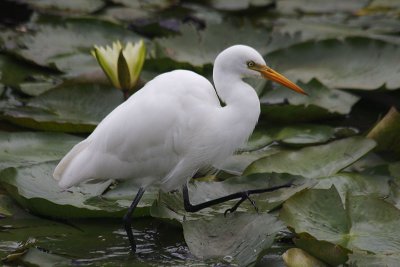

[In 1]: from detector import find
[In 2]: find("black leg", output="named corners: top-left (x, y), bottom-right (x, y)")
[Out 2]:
top-left (123, 187), bottom-right (145, 252)
top-left (182, 182), bottom-right (292, 213)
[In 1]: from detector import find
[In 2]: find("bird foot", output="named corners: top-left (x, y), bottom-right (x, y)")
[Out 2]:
top-left (224, 192), bottom-right (259, 217)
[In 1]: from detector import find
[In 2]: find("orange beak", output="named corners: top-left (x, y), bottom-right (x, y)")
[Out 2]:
top-left (257, 65), bottom-right (307, 95)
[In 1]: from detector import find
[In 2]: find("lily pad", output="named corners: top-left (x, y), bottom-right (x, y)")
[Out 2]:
top-left (0, 161), bottom-right (147, 218)
top-left (280, 187), bottom-right (400, 256)
top-left (1, 84), bottom-right (123, 133)
top-left (348, 252), bottom-right (400, 267)
top-left (244, 136), bottom-right (376, 178)
top-left (277, 0), bottom-right (369, 14)
top-left (367, 107), bottom-right (400, 156)
top-left (266, 16), bottom-right (400, 54)
top-left (260, 80), bottom-right (360, 122)
top-left (0, 131), bottom-right (82, 171)
top-left (183, 212), bottom-right (284, 267)
top-left (151, 173), bottom-right (307, 222)
top-left (267, 38), bottom-right (400, 90)
top-left (153, 22), bottom-right (269, 67)
top-left (314, 172), bottom-right (391, 203)
top-left (12, 18), bottom-right (141, 76)
top-left (207, 0), bottom-right (274, 11)
top-left (21, 0), bottom-right (105, 14)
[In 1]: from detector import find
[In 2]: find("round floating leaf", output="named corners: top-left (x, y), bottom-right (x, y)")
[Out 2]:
top-left (280, 187), bottom-right (400, 256)
top-left (12, 18), bottom-right (141, 76)
top-left (0, 161), bottom-right (144, 218)
top-left (267, 38), bottom-right (400, 90)
top-left (260, 80), bottom-right (360, 122)
top-left (208, 0), bottom-right (274, 11)
top-left (151, 173), bottom-right (307, 222)
top-left (314, 172), bottom-right (391, 203)
top-left (266, 16), bottom-right (400, 54)
top-left (183, 212), bottom-right (284, 267)
top-left (277, 0), bottom-right (369, 14)
top-left (153, 23), bottom-right (269, 67)
top-left (348, 252), bottom-right (400, 267)
top-left (2, 84), bottom-right (123, 133)
top-left (21, 0), bottom-right (105, 14)
top-left (0, 131), bottom-right (82, 171)
top-left (282, 248), bottom-right (327, 267)
top-left (244, 137), bottom-right (376, 178)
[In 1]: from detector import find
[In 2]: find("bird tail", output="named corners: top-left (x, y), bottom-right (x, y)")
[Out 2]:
top-left (53, 140), bottom-right (90, 189)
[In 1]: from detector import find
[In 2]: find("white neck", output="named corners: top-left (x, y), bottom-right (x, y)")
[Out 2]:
top-left (212, 65), bottom-right (261, 153)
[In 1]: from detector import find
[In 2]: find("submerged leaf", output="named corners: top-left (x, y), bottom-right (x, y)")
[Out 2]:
top-left (183, 212), bottom-right (284, 267)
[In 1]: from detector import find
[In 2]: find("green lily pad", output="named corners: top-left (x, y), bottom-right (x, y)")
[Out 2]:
top-left (12, 18), bottom-right (141, 76)
top-left (314, 172), bottom-right (391, 203)
top-left (1, 84), bottom-right (123, 133)
top-left (367, 107), bottom-right (400, 156)
top-left (153, 22), bottom-right (269, 67)
top-left (266, 16), bottom-right (400, 53)
top-left (21, 0), bottom-right (105, 14)
top-left (282, 248), bottom-right (327, 267)
top-left (0, 54), bottom-right (59, 96)
top-left (183, 212), bottom-right (284, 267)
top-left (245, 124), bottom-right (337, 151)
top-left (260, 80), bottom-right (360, 122)
top-left (280, 187), bottom-right (400, 256)
top-left (244, 136), bottom-right (376, 178)
top-left (0, 131), bottom-right (82, 171)
top-left (277, 0), bottom-right (369, 14)
top-left (151, 173), bottom-right (307, 222)
top-left (267, 38), bottom-right (400, 90)
top-left (348, 252), bottom-right (400, 267)
top-left (207, 0), bottom-right (274, 11)
top-left (0, 161), bottom-right (147, 218)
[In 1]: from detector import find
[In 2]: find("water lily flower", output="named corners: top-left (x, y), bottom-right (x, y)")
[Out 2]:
top-left (92, 40), bottom-right (146, 92)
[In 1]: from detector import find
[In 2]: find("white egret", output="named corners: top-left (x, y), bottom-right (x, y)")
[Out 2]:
top-left (53, 45), bottom-right (306, 252)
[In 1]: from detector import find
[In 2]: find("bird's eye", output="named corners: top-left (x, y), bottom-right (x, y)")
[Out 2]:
top-left (247, 61), bottom-right (255, 68)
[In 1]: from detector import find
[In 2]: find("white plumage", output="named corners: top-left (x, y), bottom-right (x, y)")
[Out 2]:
top-left (54, 45), bottom-right (304, 192)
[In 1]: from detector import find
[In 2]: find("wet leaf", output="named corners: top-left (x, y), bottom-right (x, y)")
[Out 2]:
top-left (153, 23), bottom-right (269, 67)
top-left (260, 80), bottom-right (360, 122)
top-left (207, 0), bottom-right (274, 11)
top-left (0, 161), bottom-right (140, 218)
top-left (314, 172), bottom-right (391, 203)
top-left (19, 248), bottom-right (71, 267)
top-left (183, 212), bottom-right (284, 267)
top-left (282, 248), bottom-right (327, 267)
top-left (151, 173), bottom-right (307, 222)
top-left (244, 137), bottom-right (376, 178)
top-left (348, 252), bottom-right (400, 267)
top-left (1, 84), bottom-right (123, 133)
top-left (280, 187), bottom-right (400, 256)
top-left (21, 0), bottom-right (105, 14)
top-left (277, 0), bottom-right (369, 14)
top-left (367, 107), bottom-right (400, 156)
top-left (267, 38), bottom-right (400, 90)
top-left (12, 18), bottom-right (141, 76)
top-left (0, 131), bottom-right (82, 171)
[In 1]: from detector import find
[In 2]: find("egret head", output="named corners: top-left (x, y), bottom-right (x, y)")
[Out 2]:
top-left (215, 45), bottom-right (307, 95)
